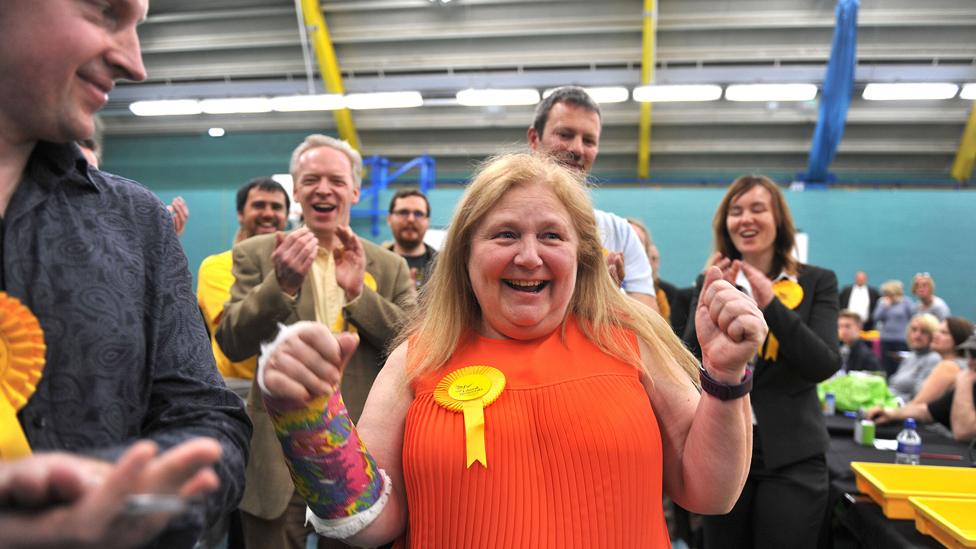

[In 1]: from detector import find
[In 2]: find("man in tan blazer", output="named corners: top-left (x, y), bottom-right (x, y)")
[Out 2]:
top-left (217, 134), bottom-right (415, 549)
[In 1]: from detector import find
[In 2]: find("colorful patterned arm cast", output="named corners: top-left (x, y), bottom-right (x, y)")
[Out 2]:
top-left (259, 322), bottom-right (390, 539)
top-left (264, 390), bottom-right (391, 538)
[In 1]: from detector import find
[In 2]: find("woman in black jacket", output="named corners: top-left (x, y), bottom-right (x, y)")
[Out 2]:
top-left (683, 175), bottom-right (841, 549)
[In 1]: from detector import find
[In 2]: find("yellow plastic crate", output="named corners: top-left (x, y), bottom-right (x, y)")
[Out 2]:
top-left (850, 462), bottom-right (976, 519)
top-left (909, 497), bottom-right (976, 549)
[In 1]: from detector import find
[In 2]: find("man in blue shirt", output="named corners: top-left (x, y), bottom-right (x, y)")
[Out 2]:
top-left (0, 1), bottom-right (251, 547)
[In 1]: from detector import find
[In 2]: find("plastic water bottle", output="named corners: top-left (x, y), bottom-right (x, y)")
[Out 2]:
top-left (895, 418), bottom-right (922, 465)
top-left (823, 392), bottom-right (836, 415)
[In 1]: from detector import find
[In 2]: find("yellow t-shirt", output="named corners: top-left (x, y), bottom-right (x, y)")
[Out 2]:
top-left (197, 250), bottom-right (257, 380)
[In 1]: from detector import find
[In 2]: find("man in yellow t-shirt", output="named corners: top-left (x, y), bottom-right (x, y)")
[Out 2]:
top-left (197, 177), bottom-right (289, 380)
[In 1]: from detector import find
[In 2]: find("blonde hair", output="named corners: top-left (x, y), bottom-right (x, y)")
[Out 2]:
top-left (907, 313), bottom-right (940, 340)
top-left (400, 153), bottom-right (699, 384)
top-left (880, 279), bottom-right (904, 299)
top-left (911, 273), bottom-right (936, 294)
top-left (289, 134), bottom-right (363, 188)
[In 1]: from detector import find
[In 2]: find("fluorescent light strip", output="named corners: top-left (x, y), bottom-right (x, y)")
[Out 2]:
top-left (129, 99), bottom-right (201, 116)
top-left (271, 94), bottom-right (345, 111)
top-left (863, 82), bottom-right (959, 101)
top-left (344, 91), bottom-right (423, 110)
top-left (725, 83), bottom-right (818, 102)
top-left (456, 88), bottom-right (540, 106)
top-left (199, 97), bottom-right (272, 114)
top-left (962, 84), bottom-right (976, 100)
top-left (542, 86), bottom-right (630, 104)
top-left (633, 84), bottom-right (722, 103)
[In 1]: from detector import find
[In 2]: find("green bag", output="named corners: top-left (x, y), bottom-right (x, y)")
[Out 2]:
top-left (817, 372), bottom-right (899, 412)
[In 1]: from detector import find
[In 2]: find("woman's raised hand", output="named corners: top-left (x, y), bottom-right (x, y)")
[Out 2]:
top-left (695, 267), bottom-right (768, 382)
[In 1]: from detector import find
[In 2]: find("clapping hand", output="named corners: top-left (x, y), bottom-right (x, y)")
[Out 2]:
top-left (0, 438), bottom-right (221, 549)
top-left (334, 226), bottom-right (366, 301)
top-left (272, 228), bottom-right (318, 296)
top-left (707, 253), bottom-right (774, 309)
top-left (166, 197), bottom-right (189, 237)
top-left (695, 267), bottom-right (768, 383)
top-left (606, 251), bottom-right (625, 286)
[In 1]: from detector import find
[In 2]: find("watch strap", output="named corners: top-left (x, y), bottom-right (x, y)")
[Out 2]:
top-left (699, 365), bottom-right (753, 401)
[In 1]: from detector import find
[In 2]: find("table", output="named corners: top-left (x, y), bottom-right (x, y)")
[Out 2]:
top-left (824, 414), bottom-right (974, 548)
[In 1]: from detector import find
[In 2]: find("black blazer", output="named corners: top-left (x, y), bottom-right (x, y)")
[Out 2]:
top-left (839, 284), bottom-right (881, 330)
top-left (842, 340), bottom-right (882, 373)
top-left (684, 264), bottom-right (841, 469)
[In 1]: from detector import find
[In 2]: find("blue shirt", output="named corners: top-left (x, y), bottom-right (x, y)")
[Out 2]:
top-left (3, 142), bottom-right (251, 547)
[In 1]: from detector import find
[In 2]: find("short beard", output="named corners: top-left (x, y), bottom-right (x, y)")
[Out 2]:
top-left (394, 232), bottom-right (424, 252)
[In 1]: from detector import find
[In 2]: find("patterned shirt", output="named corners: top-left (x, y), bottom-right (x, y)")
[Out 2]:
top-left (3, 142), bottom-right (251, 547)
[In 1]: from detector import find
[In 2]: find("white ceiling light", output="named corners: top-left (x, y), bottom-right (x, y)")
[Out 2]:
top-left (961, 84), bottom-right (976, 100)
top-left (542, 86), bottom-right (630, 104)
top-left (344, 91), bottom-right (423, 110)
top-left (863, 82), bottom-right (959, 101)
top-left (129, 99), bottom-right (201, 116)
top-left (725, 83), bottom-right (818, 102)
top-left (271, 94), bottom-right (345, 111)
top-left (199, 97), bottom-right (272, 114)
top-left (633, 84), bottom-right (723, 103)
top-left (208, 127), bottom-right (226, 137)
top-left (456, 88), bottom-right (541, 106)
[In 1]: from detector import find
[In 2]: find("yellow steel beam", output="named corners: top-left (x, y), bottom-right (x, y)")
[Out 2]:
top-left (637, 0), bottom-right (656, 180)
top-left (950, 103), bottom-right (976, 182)
top-left (299, 0), bottom-right (361, 151)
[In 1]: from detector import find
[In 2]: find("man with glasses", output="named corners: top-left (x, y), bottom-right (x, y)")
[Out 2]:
top-left (868, 334), bottom-right (976, 443)
top-left (216, 134), bottom-right (415, 549)
top-left (386, 189), bottom-right (437, 289)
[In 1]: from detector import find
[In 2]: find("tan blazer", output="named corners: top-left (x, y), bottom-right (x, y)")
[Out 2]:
top-left (216, 232), bottom-right (416, 520)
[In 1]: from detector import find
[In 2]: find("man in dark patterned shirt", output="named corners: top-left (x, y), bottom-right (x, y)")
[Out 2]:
top-left (0, 1), bottom-right (251, 547)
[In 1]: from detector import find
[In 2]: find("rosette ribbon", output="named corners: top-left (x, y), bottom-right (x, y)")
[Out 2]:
top-left (762, 280), bottom-right (804, 361)
top-left (0, 293), bottom-right (46, 459)
top-left (433, 366), bottom-right (505, 468)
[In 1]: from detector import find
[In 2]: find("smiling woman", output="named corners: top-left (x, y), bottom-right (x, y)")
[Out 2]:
top-left (684, 174), bottom-right (841, 549)
top-left (256, 153), bottom-right (768, 548)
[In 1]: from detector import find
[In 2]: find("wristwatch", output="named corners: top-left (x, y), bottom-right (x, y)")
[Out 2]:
top-left (699, 365), bottom-right (753, 401)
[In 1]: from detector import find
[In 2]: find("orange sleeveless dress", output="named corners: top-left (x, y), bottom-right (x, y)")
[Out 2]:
top-left (396, 318), bottom-right (670, 548)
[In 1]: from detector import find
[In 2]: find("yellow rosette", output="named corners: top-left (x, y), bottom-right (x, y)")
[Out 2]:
top-left (433, 366), bottom-right (505, 468)
top-left (0, 292), bottom-right (46, 459)
top-left (762, 280), bottom-right (804, 361)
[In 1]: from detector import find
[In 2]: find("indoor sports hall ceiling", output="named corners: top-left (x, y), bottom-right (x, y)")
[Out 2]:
top-left (102, 0), bottom-right (976, 183)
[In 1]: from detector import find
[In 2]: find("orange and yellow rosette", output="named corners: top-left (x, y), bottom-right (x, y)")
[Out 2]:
top-left (0, 292), bottom-right (46, 459)
top-left (433, 366), bottom-right (505, 468)
top-left (762, 280), bottom-right (804, 361)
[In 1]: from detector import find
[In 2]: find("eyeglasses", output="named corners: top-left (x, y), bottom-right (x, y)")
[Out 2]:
top-left (914, 272), bottom-right (932, 279)
top-left (391, 209), bottom-right (428, 220)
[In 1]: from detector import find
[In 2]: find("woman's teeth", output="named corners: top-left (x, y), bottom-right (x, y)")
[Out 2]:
top-left (504, 280), bottom-right (548, 293)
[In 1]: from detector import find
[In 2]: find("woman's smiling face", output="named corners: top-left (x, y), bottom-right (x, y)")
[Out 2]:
top-left (467, 181), bottom-right (578, 340)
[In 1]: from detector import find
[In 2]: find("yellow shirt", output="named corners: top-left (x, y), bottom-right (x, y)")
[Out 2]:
top-left (310, 245), bottom-right (379, 333)
top-left (311, 247), bottom-right (345, 332)
top-left (197, 250), bottom-right (257, 379)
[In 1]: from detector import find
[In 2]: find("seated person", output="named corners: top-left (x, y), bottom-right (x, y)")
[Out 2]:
top-left (838, 309), bottom-right (882, 373)
top-left (887, 314), bottom-right (942, 403)
top-left (868, 334), bottom-right (976, 442)
top-left (910, 316), bottom-right (975, 406)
